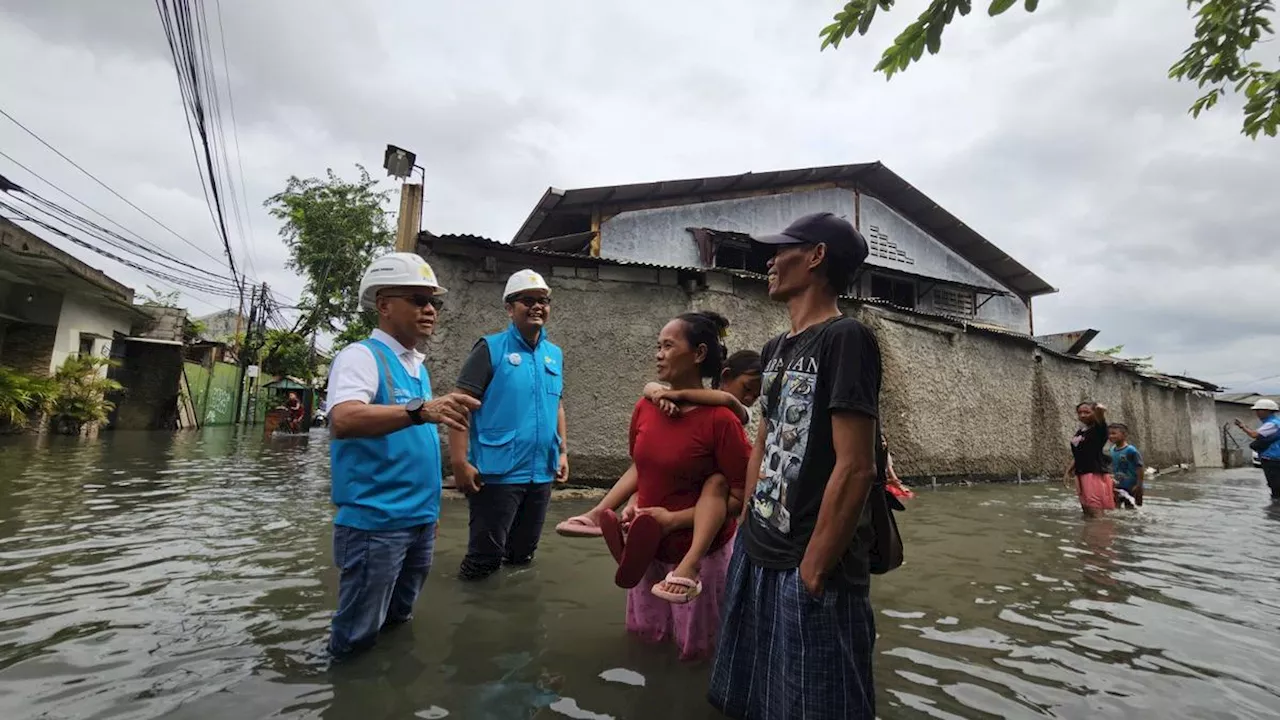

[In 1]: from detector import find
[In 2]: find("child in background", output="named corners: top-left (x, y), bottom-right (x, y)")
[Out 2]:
top-left (882, 435), bottom-right (916, 500)
top-left (1108, 423), bottom-right (1144, 508)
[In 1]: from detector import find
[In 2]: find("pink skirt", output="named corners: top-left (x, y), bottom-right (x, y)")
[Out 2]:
top-left (1077, 473), bottom-right (1116, 510)
top-left (625, 533), bottom-right (734, 662)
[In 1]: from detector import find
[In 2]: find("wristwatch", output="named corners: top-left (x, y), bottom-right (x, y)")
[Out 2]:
top-left (405, 397), bottom-right (427, 425)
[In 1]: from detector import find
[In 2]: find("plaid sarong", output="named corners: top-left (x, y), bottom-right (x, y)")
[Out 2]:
top-left (707, 536), bottom-right (876, 719)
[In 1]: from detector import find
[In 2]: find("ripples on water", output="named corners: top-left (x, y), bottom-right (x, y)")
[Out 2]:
top-left (1, 430), bottom-right (1279, 719)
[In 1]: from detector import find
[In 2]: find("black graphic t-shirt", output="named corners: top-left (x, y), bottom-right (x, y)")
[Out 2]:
top-left (742, 316), bottom-right (882, 588)
top-left (1070, 423), bottom-right (1111, 475)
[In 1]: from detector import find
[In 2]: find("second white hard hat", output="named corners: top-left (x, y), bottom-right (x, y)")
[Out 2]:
top-left (358, 252), bottom-right (447, 311)
top-left (503, 269), bottom-right (551, 301)
top-left (1251, 398), bottom-right (1279, 412)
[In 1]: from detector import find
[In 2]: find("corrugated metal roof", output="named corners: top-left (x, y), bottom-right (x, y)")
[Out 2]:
top-left (509, 161), bottom-right (1056, 299)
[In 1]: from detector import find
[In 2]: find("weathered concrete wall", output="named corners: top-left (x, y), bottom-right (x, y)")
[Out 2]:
top-left (51, 294), bottom-right (133, 373)
top-left (1217, 401), bottom-right (1271, 468)
top-left (1189, 394), bottom-right (1221, 469)
top-left (421, 247), bottom-right (1217, 483)
top-left (135, 306), bottom-right (187, 343)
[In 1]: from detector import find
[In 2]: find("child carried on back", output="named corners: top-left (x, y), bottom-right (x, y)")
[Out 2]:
top-left (638, 350), bottom-right (761, 602)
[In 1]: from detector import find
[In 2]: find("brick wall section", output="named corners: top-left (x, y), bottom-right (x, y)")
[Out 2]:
top-left (1, 323), bottom-right (57, 376)
top-left (109, 341), bottom-right (184, 430)
top-left (133, 306), bottom-right (188, 343)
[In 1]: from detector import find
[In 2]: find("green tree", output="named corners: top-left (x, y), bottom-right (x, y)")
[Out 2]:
top-left (332, 311), bottom-right (378, 352)
top-left (0, 366), bottom-right (57, 429)
top-left (260, 329), bottom-right (315, 380)
top-left (264, 165), bottom-right (394, 337)
top-left (47, 355), bottom-right (124, 436)
top-left (819, 0), bottom-right (1280, 138)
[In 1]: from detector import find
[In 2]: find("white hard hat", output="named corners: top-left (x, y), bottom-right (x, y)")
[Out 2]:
top-left (1251, 398), bottom-right (1279, 411)
top-left (358, 252), bottom-right (447, 311)
top-left (503, 269), bottom-right (551, 301)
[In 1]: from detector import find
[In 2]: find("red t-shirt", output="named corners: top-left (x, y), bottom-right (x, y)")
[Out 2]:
top-left (628, 400), bottom-right (752, 563)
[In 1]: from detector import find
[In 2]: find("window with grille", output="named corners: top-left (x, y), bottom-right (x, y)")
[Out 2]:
top-left (869, 274), bottom-right (916, 309)
top-left (933, 287), bottom-right (976, 316)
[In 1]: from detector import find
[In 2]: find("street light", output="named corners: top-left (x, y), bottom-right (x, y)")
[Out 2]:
top-left (385, 144), bottom-right (426, 251)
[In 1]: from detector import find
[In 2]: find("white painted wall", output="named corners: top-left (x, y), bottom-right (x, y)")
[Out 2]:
top-left (50, 293), bottom-right (134, 374)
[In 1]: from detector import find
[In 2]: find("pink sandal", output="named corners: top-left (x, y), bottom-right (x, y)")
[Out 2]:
top-left (554, 514), bottom-right (602, 538)
top-left (650, 572), bottom-right (702, 604)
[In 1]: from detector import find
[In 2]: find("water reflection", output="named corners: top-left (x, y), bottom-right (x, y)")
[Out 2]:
top-left (1, 430), bottom-right (1279, 719)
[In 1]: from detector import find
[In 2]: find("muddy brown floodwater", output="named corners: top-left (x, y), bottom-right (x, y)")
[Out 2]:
top-left (2, 429), bottom-right (1279, 719)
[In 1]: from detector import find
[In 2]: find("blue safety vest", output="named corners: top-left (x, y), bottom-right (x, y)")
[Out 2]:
top-left (467, 324), bottom-right (564, 484)
top-left (329, 338), bottom-right (442, 530)
top-left (1261, 414), bottom-right (1280, 462)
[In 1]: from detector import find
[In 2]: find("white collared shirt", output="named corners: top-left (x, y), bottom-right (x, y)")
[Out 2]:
top-left (326, 329), bottom-right (426, 407)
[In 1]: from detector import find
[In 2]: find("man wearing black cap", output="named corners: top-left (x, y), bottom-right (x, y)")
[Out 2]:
top-left (708, 212), bottom-right (883, 719)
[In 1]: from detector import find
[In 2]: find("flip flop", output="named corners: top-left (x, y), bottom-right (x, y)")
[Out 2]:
top-left (651, 572), bottom-right (702, 604)
top-left (615, 514), bottom-right (663, 589)
top-left (555, 514), bottom-right (603, 538)
top-left (599, 509), bottom-right (625, 564)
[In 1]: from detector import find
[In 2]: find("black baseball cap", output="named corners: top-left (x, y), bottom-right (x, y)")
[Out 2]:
top-left (751, 212), bottom-right (869, 268)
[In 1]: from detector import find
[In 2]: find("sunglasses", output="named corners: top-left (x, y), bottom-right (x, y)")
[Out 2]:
top-left (511, 295), bottom-right (551, 308)
top-left (383, 293), bottom-right (443, 310)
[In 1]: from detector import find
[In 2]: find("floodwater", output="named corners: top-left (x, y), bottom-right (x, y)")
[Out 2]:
top-left (2, 430), bottom-right (1279, 720)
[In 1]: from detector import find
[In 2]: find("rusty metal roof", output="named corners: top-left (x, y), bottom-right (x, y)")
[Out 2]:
top-left (510, 161), bottom-right (1056, 299)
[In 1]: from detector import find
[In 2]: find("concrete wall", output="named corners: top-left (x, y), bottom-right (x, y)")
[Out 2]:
top-left (50, 294), bottom-right (134, 373)
top-left (135, 306), bottom-right (187, 343)
top-left (1217, 401), bottom-right (1266, 468)
top-left (423, 247), bottom-right (1215, 484)
top-left (597, 188), bottom-right (1031, 332)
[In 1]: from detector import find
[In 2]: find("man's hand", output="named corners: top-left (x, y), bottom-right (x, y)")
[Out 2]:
top-left (799, 554), bottom-right (826, 598)
top-left (453, 462), bottom-right (483, 495)
top-left (423, 392), bottom-right (481, 432)
top-left (556, 452), bottom-right (569, 483)
top-left (1235, 418), bottom-right (1246, 429)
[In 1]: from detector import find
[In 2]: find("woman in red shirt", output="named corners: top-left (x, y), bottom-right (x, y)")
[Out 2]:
top-left (588, 311), bottom-right (751, 660)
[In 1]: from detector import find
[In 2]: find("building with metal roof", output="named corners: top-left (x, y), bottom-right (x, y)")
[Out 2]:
top-left (509, 161), bottom-right (1055, 334)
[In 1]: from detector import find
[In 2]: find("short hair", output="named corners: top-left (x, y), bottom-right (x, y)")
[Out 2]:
top-left (1108, 422), bottom-right (1128, 432)
top-left (723, 350), bottom-right (761, 379)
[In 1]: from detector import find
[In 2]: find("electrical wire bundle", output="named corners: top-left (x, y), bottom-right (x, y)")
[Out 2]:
top-left (154, 0), bottom-right (255, 303)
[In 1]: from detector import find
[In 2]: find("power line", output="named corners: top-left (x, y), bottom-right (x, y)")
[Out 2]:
top-left (0, 106), bottom-right (232, 271)
top-left (154, 0), bottom-right (245, 303)
top-left (211, 0), bottom-right (259, 284)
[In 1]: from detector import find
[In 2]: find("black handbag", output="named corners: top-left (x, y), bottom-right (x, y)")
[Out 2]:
top-left (869, 427), bottom-right (905, 575)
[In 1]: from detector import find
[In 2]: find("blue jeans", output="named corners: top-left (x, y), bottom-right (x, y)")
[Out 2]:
top-left (329, 523), bottom-right (436, 658)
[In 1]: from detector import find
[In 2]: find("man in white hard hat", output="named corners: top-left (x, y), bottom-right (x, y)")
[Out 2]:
top-left (449, 268), bottom-right (568, 581)
top-left (325, 251), bottom-right (480, 658)
top-left (1236, 398), bottom-right (1280, 499)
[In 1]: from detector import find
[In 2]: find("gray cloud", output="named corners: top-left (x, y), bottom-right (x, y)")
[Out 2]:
top-left (0, 0), bottom-right (1276, 389)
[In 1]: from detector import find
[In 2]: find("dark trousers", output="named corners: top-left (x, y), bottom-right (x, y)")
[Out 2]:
top-left (459, 482), bottom-right (552, 581)
top-left (1263, 460), bottom-right (1280, 499)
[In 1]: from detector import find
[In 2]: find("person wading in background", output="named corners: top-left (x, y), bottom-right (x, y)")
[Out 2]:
top-left (1066, 401), bottom-right (1114, 515)
top-left (1236, 399), bottom-right (1280, 500)
top-left (325, 252), bottom-right (480, 659)
top-left (451, 269), bottom-right (568, 581)
top-left (708, 212), bottom-right (883, 719)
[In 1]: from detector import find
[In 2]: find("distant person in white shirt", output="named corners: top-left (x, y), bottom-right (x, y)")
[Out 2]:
top-left (323, 252), bottom-right (479, 659)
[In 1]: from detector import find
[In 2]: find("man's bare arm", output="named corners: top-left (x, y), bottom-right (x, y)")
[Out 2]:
top-left (331, 392), bottom-right (480, 439)
top-left (800, 411), bottom-right (877, 588)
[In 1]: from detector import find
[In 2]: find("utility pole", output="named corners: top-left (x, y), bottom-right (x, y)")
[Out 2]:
top-left (232, 284), bottom-right (258, 427)
top-left (385, 144), bottom-right (424, 252)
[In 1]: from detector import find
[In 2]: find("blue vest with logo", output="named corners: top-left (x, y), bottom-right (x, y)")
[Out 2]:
top-left (1261, 414), bottom-right (1280, 462)
top-left (467, 325), bottom-right (564, 484)
top-left (329, 338), bottom-right (442, 530)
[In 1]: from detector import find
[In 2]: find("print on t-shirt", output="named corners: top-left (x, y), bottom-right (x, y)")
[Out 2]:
top-left (751, 354), bottom-right (817, 534)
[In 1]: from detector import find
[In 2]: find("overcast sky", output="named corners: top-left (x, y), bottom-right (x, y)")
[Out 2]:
top-left (1, 0), bottom-right (1276, 392)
